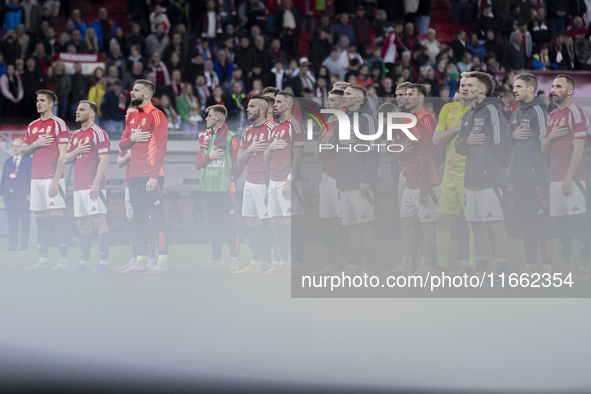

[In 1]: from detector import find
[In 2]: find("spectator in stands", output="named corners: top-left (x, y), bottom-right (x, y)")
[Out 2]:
top-left (169, 69), bottom-right (183, 105)
top-left (532, 7), bottom-right (550, 48)
top-left (15, 24), bottom-right (28, 60)
top-left (222, 67), bottom-right (244, 97)
top-left (106, 42), bottom-right (127, 81)
top-left (510, 21), bottom-right (533, 60)
top-left (0, 63), bottom-right (23, 116)
top-left (101, 80), bottom-right (126, 135)
top-left (372, 10), bottom-right (390, 46)
top-left (484, 28), bottom-right (507, 68)
top-left (506, 33), bottom-right (525, 70)
top-left (377, 76), bottom-right (394, 97)
top-left (159, 94), bottom-right (181, 131)
top-left (401, 22), bottom-right (419, 53)
top-left (168, 0), bottom-right (192, 31)
top-left (66, 29), bottom-right (84, 54)
top-left (90, 7), bottom-right (117, 53)
top-left (162, 32), bottom-right (187, 66)
top-left (315, 75), bottom-right (329, 98)
top-left (271, 61), bottom-right (288, 90)
top-left (145, 23), bottom-right (170, 59)
top-left (450, 30), bottom-right (467, 63)
top-left (40, 5), bottom-right (53, 28)
top-left (150, 3), bottom-right (171, 35)
top-left (0, 29), bottom-right (21, 67)
top-left (188, 51), bottom-right (205, 85)
top-left (547, 0), bottom-right (569, 38)
top-left (311, 28), bottom-right (333, 73)
top-left (234, 37), bottom-right (256, 74)
top-left (69, 62), bottom-right (88, 118)
top-left (195, 75), bottom-right (210, 113)
top-left (126, 44), bottom-right (146, 71)
top-left (351, 5), bottom-right (374, 56)
top-left (69, 9), bottom-right (87, 38)
top-left (340, 42), bottom-right (364, 72)
top-left (21, 0), bottom-right (41, 36)
top-left (15, 58), bottom-right (23, 76)
top-left (226, 81), bottom-right (247, 126)
top-left (566, 16), bottom-right (588, 41)
top-left (550, 33), bottom-right (571, 69)
top-left (123, 62), bottom-right (144, 91)
top-left (214, 49), bottom-right (233, 83)
top-left (176, 83), bottom-right (203, 133)
top-left (32, 42), bottom-right (50, 75)
top-left (467, 33), bottom-right (486, 62)
top-left (575, 30), bottom-right (591, 70)
top-left (2, 0), bottom-right (24, 35)
top-left (124, 23), bottom-right (145, 58)
top-left (421, 28), bottom-right (440, 64)
top-left (88, 75), bottom-right (107, 126)
top-left (148, 52), bottom-right (171, 88)
top-left (269, 38), bottom-right (288, 68)
top-left (106, 66), bottom-right (120, 85)
top-left (21, 56), bottom-right (46, 117)
top-left (206, 85), bottom-right (225, 107)
top-left (219, 34), bottom-right (236, 64)
top-left (563, 36), bottom-right (575, 69)
top-left (501, 4), bottom-right (523, 39)
top-left (533, 43), bottom-right (552, 69)
top-left (251, 36), bottom-right (273, 75)
top-left (42, 27), bottom-right (61, 57)
top-left (109, 27), bottom-right (125, 55)
top-left (290, 57), bottom-right (315, 96)
top-left (53, 61), bottom-right (71, 119)
top-left (204, 59), bottom-right (220, 88)
top-left (84, 28), bottom-right (100, 54)
top-left (322, 47), bottom-right (347, 80)
top-left (200, 0), bottom-right (223, 51)
top-left (166, 52), bottom-right (186, 81)
top-left (334, 13), bottom-right (355, 44)
top-left (457, 52), bottom-right (473, 72)
top-left (59, 21), bottom-right (74, 47)
top-left (476, 4), bottom-right (496, 40)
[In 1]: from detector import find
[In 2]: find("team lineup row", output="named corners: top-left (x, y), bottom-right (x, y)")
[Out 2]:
top-left (17, 73), bottom-right (591, 281)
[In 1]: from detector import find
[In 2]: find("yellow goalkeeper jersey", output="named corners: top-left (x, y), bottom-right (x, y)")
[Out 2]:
top-left (435, 101), bottom-right (471, 181)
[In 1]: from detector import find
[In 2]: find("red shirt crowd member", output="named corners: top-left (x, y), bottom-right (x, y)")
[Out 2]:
top-left (119, 79), bottom-right (169, 274)
top-left (20, 90), bottom-right (70, 270)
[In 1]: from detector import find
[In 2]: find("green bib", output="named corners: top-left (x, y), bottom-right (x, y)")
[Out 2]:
top-left (197, 127), bottom-right (235, 192)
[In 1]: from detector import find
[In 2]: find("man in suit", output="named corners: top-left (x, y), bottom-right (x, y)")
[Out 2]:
top-left (0, 138), bottom-right (32, 251)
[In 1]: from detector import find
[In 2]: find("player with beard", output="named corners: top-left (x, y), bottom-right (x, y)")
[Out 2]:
top-left (263, 92), bottom-right (305, 275)
top-left (20, 90), bottom-right (70, 270)
top-left (235, 97), bottom-right (275, 273)
top-left (119, 80), bottom-right (169, 274)
top-left (511, 74), bottom-right (552, 274)
top-left (432, 77), bottom-right (475, 273)
top-left (327, 84), bottom-right (379, 275)
top-left (455, 72), bottom-right (513, 283)
top-left (393, 84), bottom-right (439, 276)
top-left (195, 105), bottom-right (241, 271)
top-left (57, 101), bottom-right (111, 272)
top-left (312, 89), bottom-right (349, 275)
top-left (542, 75), bottom-right (590, 280)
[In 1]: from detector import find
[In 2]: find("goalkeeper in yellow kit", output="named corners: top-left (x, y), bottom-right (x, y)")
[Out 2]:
top-left (432, 75), bottom-right (475, 272)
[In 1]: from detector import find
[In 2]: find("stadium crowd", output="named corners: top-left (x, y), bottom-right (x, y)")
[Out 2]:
top-left (0, 0), bottom-right (590, 134)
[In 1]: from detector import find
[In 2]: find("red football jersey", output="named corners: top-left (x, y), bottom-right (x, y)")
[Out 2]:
top-left (118, 149), bottom-right (131, 187)
top-left (545, 103), bottom-right (589, 182)
top-left (24, 116), bottom-right (70, 180)
top-left (67, 124), bottom-right (110, 191)
top-left (119, 103), bottom-right (168, 179)
top-left (269, 116), bottom-right (305, 182)
top-left (241, 121), bottom-right (274, 184)
top-left (404, 107), bottom-right (440, 194)
top-left (319, 120), bottom-right (337, 179)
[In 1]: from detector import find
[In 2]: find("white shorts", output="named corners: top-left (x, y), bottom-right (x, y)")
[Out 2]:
top-left (319, 173), bottom-right (341, 219)
top-left (550, 180), bottom-right (587, 216)
top-left (30, 178), bottom-right (66, 212)
top-left (268, 180), bottom-right (304, 217)
top-left (400, 185), bottom-right (439, 223)
top-left (341, 190), bottom-right (375, 227)
top-left (74, 189), bottom-right (108, 218)
top-left (242, 181), bottom-right (270, 219)
top-left (125, 187), bottom-right (134, 219)
top-left (465, 188), bottom-right (504, 222)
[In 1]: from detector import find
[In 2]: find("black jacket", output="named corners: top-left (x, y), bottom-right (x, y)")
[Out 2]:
top-left (484, 39), bottom-right (506, 67)
top-left (510, 97), bottom-right (550, 184)
top-left (506, 43), bottom-right (525, 70)
top-left (327, 101), bottom-right (380, 190)
top-left (70, 72), bottom-right (89, 103)
top-left (456, 98), bottom-right (513, 188)
top-left (450, 39), bottom-right (467, 62)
